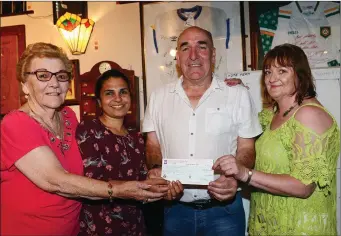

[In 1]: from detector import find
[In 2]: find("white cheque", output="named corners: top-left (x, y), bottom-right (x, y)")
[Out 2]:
top-left (161, 159), bottom-right (214, 185)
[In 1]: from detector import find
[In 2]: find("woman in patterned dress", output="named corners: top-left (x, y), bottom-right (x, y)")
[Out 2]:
top-left (77, 69), bottom-right (157, 236)
top-left (215, 44), bottom-right (340, 235)
top-left (0, 43), bottom-right (168, 236)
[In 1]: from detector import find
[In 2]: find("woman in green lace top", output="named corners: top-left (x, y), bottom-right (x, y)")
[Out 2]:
top-left (215, 44), bottom-right (340, 235)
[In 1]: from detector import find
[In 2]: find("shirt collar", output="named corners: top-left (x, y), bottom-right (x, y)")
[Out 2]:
top-left (177, 5), bottom-right (203, 21)
top-left (170, 75), bottom-right (224, 93)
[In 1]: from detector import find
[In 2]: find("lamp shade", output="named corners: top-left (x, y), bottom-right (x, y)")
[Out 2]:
top-left (56, 12), bottom-right (95, 55)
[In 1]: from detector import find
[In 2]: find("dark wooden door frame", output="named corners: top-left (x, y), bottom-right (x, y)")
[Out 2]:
top-left (0, 24), bottom-right (26, 115)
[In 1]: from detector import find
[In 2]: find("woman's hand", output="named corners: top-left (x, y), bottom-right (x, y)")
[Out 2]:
top-left (224, 78), bottom-right (249, 89)
top-left (208, 175), bottom-right (238, 201)
top-left (147, 168), bottom-right (183, 201)
top-left (212, 155), bottom-right (249, 182)
top-left (147, 167), bottom-right (162, 179)
top-left (112, 178), bottom-right (169, 202)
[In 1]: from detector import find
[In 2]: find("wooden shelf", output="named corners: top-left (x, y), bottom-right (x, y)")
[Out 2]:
top-left (0, 10), bottom-right (34, 17)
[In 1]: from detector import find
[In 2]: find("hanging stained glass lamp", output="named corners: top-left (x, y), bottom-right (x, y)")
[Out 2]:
top-left (56, 12), bottom-right (95, 55)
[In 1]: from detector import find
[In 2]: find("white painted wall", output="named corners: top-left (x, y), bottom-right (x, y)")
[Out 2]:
top-left (1, 1), bottom-right (143, 120)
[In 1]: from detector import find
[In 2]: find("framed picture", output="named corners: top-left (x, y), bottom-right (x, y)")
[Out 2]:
top-left (141, 2), bottom-right (244, 99)
top-left (64, 59), bottom-right (81, 105)
top-left (53, 1), bottom-right (88, 24)
top-left (249, 2), bottom-right (290, 70)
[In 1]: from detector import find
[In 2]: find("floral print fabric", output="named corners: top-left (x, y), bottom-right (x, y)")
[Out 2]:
top-left (76, 118), bottom-right (148, 236)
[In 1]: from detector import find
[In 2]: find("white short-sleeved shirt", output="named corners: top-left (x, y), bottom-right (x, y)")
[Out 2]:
top-left (142, 76), bottom-right (262, 202)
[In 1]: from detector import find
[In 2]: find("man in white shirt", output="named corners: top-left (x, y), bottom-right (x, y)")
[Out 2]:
top-left (143, 26), bottom-right (262, 236)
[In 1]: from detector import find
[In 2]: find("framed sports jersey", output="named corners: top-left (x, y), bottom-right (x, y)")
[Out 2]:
top-left (250, 1), bottom-right (340, 69)
top-left (142, 2), bottom-right (244, 99)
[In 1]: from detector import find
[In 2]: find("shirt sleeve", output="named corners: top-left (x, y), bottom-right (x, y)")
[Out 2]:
top-left (1, 112), bottom-right (47, 170)
top-left (258, 108), bottom-right (274, 131)
top-left (325, 2), bottom-right (340, 65)
top-left (142, 91), bottom-right (156, 133)
top-left (236, 88), bottom-right (263, 138)
top-left (289, 120), bottom-right (340, 195)
top-left (136, 132), bottom-right (148, 181)
top-left (258, 8), bottom-right (279, 55)
top-left (75, 120), bottom-right (99, 173)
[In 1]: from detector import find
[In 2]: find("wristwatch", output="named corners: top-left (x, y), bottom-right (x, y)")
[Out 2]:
top-left (245, 169), bottom-right (253, 185)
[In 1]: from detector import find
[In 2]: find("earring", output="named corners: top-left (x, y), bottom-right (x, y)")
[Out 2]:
top-left (24, 94), bottom-right (29, 99)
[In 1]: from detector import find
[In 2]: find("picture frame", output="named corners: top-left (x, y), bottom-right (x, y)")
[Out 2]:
top-left (141, 2), bottom-right (244, 99)
top-left (249, 2), bottom-right (290, 70)
top-left (249, 2), bottom-right (340, 70)
top-left (52, 1), bottom-right (88, 24)
top-left (64, 59), bottom-right (81, 105)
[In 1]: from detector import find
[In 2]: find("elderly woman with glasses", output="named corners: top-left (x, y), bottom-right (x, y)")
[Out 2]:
top-left (0, 42), bottom-right (169, 236)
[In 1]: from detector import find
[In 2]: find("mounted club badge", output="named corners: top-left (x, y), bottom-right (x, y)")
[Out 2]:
top-left (320, 26), bottom-right (331, 38)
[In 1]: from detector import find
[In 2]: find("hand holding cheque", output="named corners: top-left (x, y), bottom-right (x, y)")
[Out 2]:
top-left (161, 159), bottom-right (214, 185)
top-left (147, 156), bottom-right (239, 201)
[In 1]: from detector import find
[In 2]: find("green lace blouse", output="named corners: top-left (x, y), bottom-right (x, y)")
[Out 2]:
top-left (248, 104), bottom-right (340, 235)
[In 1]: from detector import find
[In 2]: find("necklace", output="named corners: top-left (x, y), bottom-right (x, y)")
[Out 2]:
top-left (282, 104), bottom-right (297, 117)
top-left (28, 104), bottom-right (64, 139)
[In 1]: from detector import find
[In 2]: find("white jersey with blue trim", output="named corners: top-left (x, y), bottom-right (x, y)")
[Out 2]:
top-left (151, 5), bottom-right (229, 84)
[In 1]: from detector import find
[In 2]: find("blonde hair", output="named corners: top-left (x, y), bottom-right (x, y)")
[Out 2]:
top-left (16, 42), bottom-right (72, 83)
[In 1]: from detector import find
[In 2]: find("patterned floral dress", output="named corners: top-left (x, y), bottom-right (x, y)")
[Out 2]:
top-left (76, 118), bottom-right (148, 236)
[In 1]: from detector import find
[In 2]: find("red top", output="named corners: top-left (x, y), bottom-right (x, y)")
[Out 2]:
top-left (1, 106), bottom-right (83, 236)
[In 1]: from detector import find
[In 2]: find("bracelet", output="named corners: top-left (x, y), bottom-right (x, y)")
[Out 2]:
top-left (245, 169), bottom-right (253, 185)
top-left (107, 182), bottom-right (113, 202)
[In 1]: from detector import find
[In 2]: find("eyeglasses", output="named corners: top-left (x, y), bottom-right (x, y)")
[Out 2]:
top-left (24, 70), bottom-right (71, 82)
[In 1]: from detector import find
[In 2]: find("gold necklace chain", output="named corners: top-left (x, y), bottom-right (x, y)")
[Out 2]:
top-left (28, 104), bottom-right (64, 140)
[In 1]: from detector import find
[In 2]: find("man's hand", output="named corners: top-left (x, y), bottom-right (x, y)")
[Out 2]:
top-left (224, 78), bottom-right (249, 90)
top-left (164, 180), bottom-right (184, 201)
top-left (207, 175), bottom-right (238, 201)
top-left (147, 167), bottom-right (184, 201)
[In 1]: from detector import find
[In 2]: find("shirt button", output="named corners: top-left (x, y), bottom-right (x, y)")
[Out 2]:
top-left (194, 195), bottom-right (197, 198)
top-left (192, 113), bottom-right (195, 116)
top-left (190, 154), bottom-right (193, 157)
top-left (217, 108), bottom-right (220, 110)
top-left (190, 133), bottom-right (193, 135)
